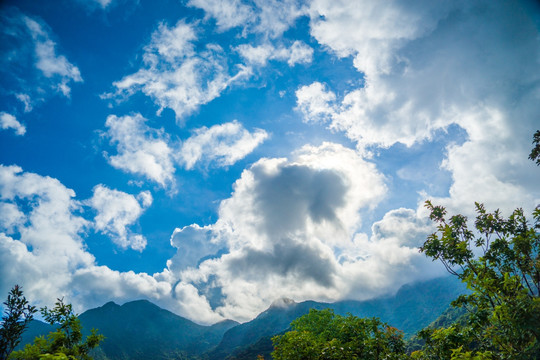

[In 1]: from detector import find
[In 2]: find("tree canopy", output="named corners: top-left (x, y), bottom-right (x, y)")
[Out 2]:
top-left (271, 308), bottom-right (407, 360)
top-left (414, 201), bottom-right (540, 359)
top-left (10, 298), bottom-right (104, 360)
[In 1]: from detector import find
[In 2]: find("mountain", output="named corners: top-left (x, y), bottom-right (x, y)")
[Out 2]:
top-left (207, 275), bottom-right (465, 359)
top-left (18, 300), bottom-right (238, 360)
top-left (16, 275), bottom-right (465, 360)
top-left (80, 300), bottom-right (238, 359)
top-left (331, 275), bottom-right (466, 336)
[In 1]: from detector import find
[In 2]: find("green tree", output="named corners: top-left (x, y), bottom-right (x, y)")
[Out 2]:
top-left (10, 298), bottom-right (104, 360)
top-left (0, 285), bottom-right (37, 360)
top-left (414, 201), bottom-right (540, 359)
top-left (529, 130), bottom-right (540, 166)
top-left (271, 308), bottom-right (407, 360)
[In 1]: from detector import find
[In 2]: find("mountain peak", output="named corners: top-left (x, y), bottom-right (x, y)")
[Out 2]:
top-left (270, 297), bottom-right (296, 309)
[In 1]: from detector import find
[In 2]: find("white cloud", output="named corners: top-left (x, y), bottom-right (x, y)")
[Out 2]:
top-left (104, 114), bottom-right (177, 189)
top-left (0, 165), bottom-right (214, 322)
top-left (299, 0), bottom-right (540, 213)
top-left (157, 143), bottom-right (446, 322)
top-left (188, 0), bottom-right (306, 38)
top-left (295, 82), bottom-right (336, 123)
top-left (237, 40), bottom-right (313, 67)
top-left (15, 94), bottom-right (33, 113)
top-left (168, 224), bottom-right (223, 272)
top-left (92, 0), bottom-right (114, 8)
top-left (0, 112), bottom-right (26, 135)
top-left (0, 10), bottom-right (82, 111)
top-left (24, 16), bottom-right (83, 97)
top-left (104, 114), bottom-right (266, 188)
top-left (0, 165), bottom-right (94, 307)
top-left (188, 0), bottom-right (253, 31)
top-left (88, 185), bottom-right (152, 251)
top-left (179, 120), bottom-right (268, 170)
top-left (104, 21), bottom-right (251, 120)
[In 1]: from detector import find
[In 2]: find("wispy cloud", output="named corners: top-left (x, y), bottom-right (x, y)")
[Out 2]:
top-left (179, 120), bottom-right (268, 170)
top-left (104, 21), bottom-right (251, 121)
top-left (0, 112), bottom-right (26, 136)
top-left (0, 10), bottom-right (82, 111)
top-left (237, 40), bottom-right (313, 67)
top-left (24, 16), bottom-right (83, 97)
top-left (188, 0), bottom-right (306, 38)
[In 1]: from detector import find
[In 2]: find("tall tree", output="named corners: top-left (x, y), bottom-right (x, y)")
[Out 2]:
top-left (10, 298), bottom-right (103, 360)
top-left (414, 201), bottom-right (540, 359)
top-left (529, 130), bottom-right (540, 166)
top-left (0, 285), bottom-right (37, 360)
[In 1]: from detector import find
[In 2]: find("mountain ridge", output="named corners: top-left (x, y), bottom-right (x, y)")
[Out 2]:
top-left (17, 275), bottom-right (465, 360)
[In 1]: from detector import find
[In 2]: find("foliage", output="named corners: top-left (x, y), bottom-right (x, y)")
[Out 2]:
top-left (271, 308), bottom-right (407, 360)
top-left (0, 285), bottom-right (37, 360)
top-left (10, 298), bottom-right (104, 360)
top-left (529, 130), bottom-right (540, 166)
top-left (415, 201), bottom-right (540, 359)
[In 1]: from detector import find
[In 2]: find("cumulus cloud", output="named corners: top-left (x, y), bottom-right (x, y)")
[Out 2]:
top-left (0, 165), bottom-right (211, 321)
top-left (299, 0), bottom-right (540, 214)
top-left (0, 165), bottom-right (94, 307)
top-left (0, 112), bottom-right (26, 135)
top-left (168, 224), bottom-right (223, 272)
top-left (0, 10), bottom-right (82, 111)
top-left (179, 120), bottom-right (268, 170)
top-left (104, 114), bottom-right (177, 189)
top-left (295, 82), bottom-right (337, 123)
top-left (88, 185), bottom-right (152, 251)
top-left (104, 20), bottom-right (251, 120)
top-left (0, 153), bottom-right (443, 325)
top-left (237, 40), bottom-right (313, 67)
top-left (154, 143), bottom-right (447, 321)
top-left (188, 0), bottom-right (306, 38)
top-left (104, 114), bottom-right (267, 186)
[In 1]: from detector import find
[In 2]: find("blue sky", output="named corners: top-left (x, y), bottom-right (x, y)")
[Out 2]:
top-left (1, 0), bottom-right (539, 324)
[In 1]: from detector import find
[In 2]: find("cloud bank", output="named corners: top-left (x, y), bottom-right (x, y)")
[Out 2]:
top-left (300, 0), bottom-right (540, 214)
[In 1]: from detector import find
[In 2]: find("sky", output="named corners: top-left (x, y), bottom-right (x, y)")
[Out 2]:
top-left (0, 0), bottom-right (539, 325)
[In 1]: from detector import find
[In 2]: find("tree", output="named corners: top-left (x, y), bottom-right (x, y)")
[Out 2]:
top-left (529, 130), bottom-right (540, 166)
top-left (0, 285), bottom-right (37, 360)
top-left (271, 308), bottom-right (407, 360)
top-left (414, 201), bottom-right (540, 359)
top-left (10, 298), bottom-right (104, 360)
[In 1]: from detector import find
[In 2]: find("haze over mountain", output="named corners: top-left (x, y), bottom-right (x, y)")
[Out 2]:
top-left (18, 276), bottom-right (465, 360)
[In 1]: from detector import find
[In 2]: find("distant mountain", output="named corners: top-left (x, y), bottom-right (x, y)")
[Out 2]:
top-left (207, 275), bottom-right (465, 360)
top-left (18, 319), bottom-right (55, 350)
top-left (17, 276), bottom-right (465, 360)
top-left (19, 300), bottom-right (238, 360)
top-left (80, 300), bottom-right (238, 360)
top-left (332, 275), bottom-right (466, 336)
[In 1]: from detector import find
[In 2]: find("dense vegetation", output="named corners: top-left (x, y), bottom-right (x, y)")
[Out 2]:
top-left (9, 298), bottom-right (103, 360)
top-left (272, 309), bottom-right (407, 359)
